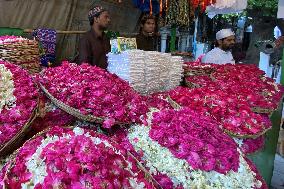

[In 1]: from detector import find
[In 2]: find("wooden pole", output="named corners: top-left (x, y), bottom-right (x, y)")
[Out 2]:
top-left (24, 29), bottom-right (138, 36)
top-left (24, 29), bottom-right (86, 34)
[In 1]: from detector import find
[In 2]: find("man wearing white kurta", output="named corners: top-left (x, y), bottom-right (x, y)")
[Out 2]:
top-left (202, 29), bottom-right (236, 64)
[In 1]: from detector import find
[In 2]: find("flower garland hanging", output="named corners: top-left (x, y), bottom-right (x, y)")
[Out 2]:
top-left (165, 0), bottom-right (192, 26)
top-left (32, 28), bottom-right (57, 67)
top-left (0, 61), bottom-right (38, 151)
top-left (0, 127), bottom-right (157, 188)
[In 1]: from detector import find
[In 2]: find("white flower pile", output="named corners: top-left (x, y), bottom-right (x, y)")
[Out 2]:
top-left (0, 64), bottom-right (16, 113)
top-left (128, 124), bottom-right (262, 189)
top-left (107, 50), bottom-right (183, 95)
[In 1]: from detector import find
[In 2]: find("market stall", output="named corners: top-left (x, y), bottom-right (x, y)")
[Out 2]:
top-left (0, 0), bottom-right (284, 188)
top-left (1, 43), bottom-right (283, 187)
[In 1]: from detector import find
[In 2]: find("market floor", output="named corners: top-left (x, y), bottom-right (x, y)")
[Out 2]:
top-left (271, 154), bottom-right (284, 189)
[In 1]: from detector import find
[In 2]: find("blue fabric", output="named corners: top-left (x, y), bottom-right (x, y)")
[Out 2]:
top-left (32, 28), bottom-right (57, 67)
top-left (40, 54), bottom-right (55, 67)
top-left (132, 0), bottom-right (160, 15)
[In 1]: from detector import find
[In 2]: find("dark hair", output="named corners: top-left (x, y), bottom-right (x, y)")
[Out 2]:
top-left (140, 15), bottom-right (156, 26)
top-left (139, 14), bottom-right (156, 33)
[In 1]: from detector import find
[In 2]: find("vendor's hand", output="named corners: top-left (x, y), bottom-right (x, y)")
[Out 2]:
top-left (275, 36), bottom-right (284, 48)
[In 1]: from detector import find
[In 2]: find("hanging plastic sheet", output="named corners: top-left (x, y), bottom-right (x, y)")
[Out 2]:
top-left (206, 0), bottom-right (247, 18)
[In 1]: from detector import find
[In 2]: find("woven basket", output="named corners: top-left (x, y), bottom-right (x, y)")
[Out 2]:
top-left (0, 106), bottom-right (38, 158)
top-left (184, 70), bottom-right (208, 77)
top-left (184, 79), bottom-right (201, 88)
top-left (40, 84), bottom-right (130, 126)
top-left (127, 152), bottom-right (162, 189)
top-left (251, 107), bottom-right (274, 114)
top-left (2, 126), bottom-right (160, 189)
top-left (167, 96), bottom-right (182, 110)
top-left (184, 67), bottom-right (214, 77)
top-left (166, 97), bottom-right (272, 139)
top-left (223, 126), bottom-right (271, 139)
top-left (0, 39), bottom-right (40, 74)
top-left (40, 84), bottom-right (104, 123)
top-left (251, 93), bottom-right (284, 115)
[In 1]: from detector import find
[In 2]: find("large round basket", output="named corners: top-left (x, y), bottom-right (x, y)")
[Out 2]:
top-left (223, 127), bottom-right (271, 139)
top-left (40, 84), bottom-right (130, 126)
top-left (167, 97), bottom-right (272, 139)
top-left (0, 106), bottom-right (38, 157)
top-left (1, 126), bottom-right (161, 189)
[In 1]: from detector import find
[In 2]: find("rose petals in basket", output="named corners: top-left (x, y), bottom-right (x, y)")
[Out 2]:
top-left (0, 126), bottom-right (157, 188)
top-left (0, 61), bottom-right (38, 157)
top-left (234, 135), bottom-right (265, 155)
top-left (185, 75), bottom-right (215, 88)
top-left (168, 87), bottom-right (272, 138)
top-left (39, 62), bottom-right (149, 128)
top-left (183, 62), bottom-right (283, 112)
top-left (126, 111), bottom-right (265, 189)
top-left (28, 92), bottom-right (75, 136)
top-left (183, 62), bottom-right (215, 76)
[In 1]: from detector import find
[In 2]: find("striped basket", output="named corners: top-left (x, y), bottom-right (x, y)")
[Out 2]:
top-left (0, 38), bottom-right (40, 74)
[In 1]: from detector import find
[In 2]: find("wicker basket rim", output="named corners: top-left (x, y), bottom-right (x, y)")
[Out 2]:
top-left (167, 97), bottom-right (273, 139)
top-left (0, 104), bottom-right (38, 156)
top-left (40, 83), bottom-right (130, 126)
top-left (40, 84), bottom-right (105, 123)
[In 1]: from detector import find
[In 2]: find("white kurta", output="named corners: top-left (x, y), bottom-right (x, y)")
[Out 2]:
top-left (202, 47), bottom-right (235, 65)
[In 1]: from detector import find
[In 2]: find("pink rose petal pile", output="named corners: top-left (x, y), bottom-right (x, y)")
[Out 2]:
top-left (0, 61), bottom-right (38, 148)
top-left (169, 87), bottom-right (272, 137)
top-left (240, 136), bottom-right (265, 155)
top-left (185, 75), bottom-right (215, 88)
top-left (0, 126), bottom-right (156, 188)
top-left (150, 108), bottom-right (240, 174)
top-left (39, 62), bottom-right (149, 128)
top-left (184, 62), bottom-right (284, 111)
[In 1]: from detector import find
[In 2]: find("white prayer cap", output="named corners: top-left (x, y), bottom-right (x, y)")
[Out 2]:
top-left (216, 29), bottom-right (235, 40)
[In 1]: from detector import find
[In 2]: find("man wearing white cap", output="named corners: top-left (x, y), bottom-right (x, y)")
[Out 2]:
top-left (202, 28), bottom-right (236, 64)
